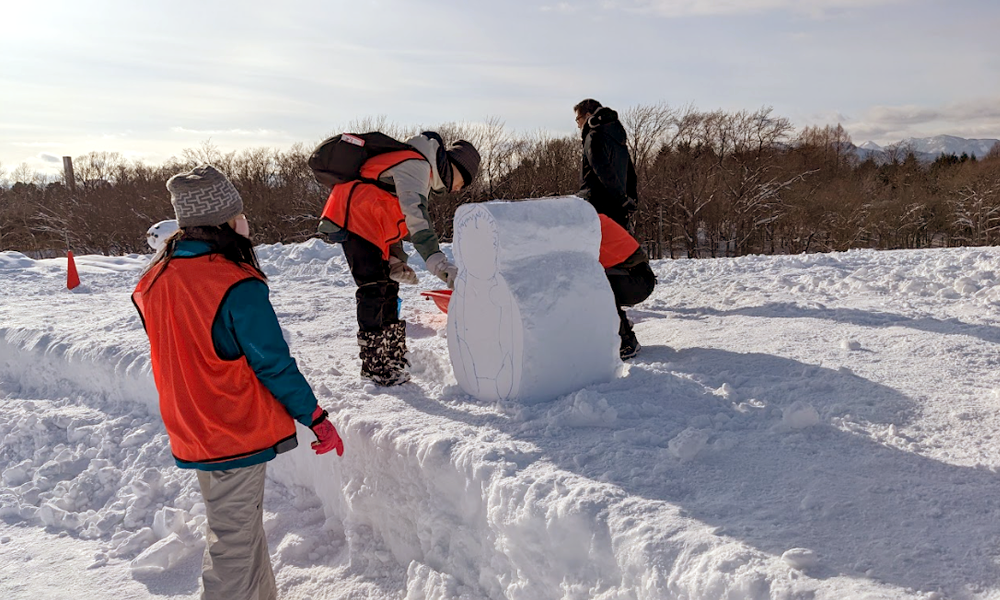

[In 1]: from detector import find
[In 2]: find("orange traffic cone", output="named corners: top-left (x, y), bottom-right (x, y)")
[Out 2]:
top-left (67, 250), bottom-right (80, 290)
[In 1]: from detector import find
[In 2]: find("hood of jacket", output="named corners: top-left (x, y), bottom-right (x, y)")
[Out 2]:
top-left (583, 106), bottom-right (627, 147)
top-left (405, 133), bottom-right (448, 192)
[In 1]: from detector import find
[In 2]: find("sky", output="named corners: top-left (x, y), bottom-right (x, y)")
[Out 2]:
top-left (2, 0), bottom-right (999, 179)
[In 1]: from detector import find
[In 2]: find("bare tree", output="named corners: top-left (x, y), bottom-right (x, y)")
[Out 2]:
top-left (949, 180), bottom-right (1000, 245)
top-left (656, 140), bottom-right (720, 258)
top-left (181, 140), bottom-right (233, 171)
top-left (74, 151), bottom-right (125, 186)
top-left (11, 163), bottom-right (35, 185)
top-left (620, 102), bottom-right (677, 180)
top-left (344, 115), bottom-right (410, 142)
top-left (987, 143), bottom-right (1000, 162)
top-left (503, 131), bottom-right (580, 200)
top-left (466, 116), bottom-right (518, 200)
top-left (795, 123), bottom-right (855, 172)
top-left (882, 141), bottom-right (915, 166)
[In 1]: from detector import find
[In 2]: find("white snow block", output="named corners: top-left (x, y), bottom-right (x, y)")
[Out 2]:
top-left (447, 197), bottom-right (619, 404)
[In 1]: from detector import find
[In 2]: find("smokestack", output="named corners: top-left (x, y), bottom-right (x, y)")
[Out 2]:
top-left (63, 156), bottom-right (76, 191)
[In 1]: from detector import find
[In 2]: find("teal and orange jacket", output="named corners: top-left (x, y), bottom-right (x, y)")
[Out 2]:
top-left (133, 240), bottom-right (318, 471)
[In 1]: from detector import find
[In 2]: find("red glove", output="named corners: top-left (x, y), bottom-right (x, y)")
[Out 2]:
top-left (309, 407), bottom-right (344, 456)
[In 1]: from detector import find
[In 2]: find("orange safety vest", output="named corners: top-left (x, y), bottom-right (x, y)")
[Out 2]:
top-left (132, 255), bottom-right (296, 465)
top-left (320, 150), bottom-right (428, 259)
top-left (599, 214), bottom-right (641, 268)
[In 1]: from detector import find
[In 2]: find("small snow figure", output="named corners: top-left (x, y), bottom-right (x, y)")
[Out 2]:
top-left (146, 219), bottom-right (179, 252)
top-left (781, 547), bottom-right (819, 570)
top-left (782, 401), bottom-right (820, 430)
top-left (840, 339), bottom-right (862, 351)
top-left (667, 428), bottom-right (710, 462)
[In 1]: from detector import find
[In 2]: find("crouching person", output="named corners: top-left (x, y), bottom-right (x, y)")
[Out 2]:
top-left (599, 214), bottom-right (656, 359)
top-left (317, 132), bottom-right (480, 386)
top-left (132, 165), bottom-right (344, 600)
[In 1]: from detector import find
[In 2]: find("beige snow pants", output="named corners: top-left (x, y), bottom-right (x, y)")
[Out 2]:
top-left (197, 462), bottom-right (277, 600)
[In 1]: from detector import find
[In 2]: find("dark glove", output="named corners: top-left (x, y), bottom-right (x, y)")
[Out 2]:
top-left (309, 407), bottom-right (344, 456)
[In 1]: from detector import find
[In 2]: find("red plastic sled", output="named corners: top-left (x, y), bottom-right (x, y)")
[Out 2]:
top-left (420, 289), bottom-right (452, 314)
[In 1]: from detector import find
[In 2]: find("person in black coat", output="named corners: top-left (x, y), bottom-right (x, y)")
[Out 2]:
top-left (574, 99), bottom-right (638, 230)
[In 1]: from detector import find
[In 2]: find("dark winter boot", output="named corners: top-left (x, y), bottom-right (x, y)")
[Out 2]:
top-left (618, 310), bottom-right (641, 360)
top-left (383, 320), bottom-right (410, 371)
top-left (620, 331), bottom-right (641, 360)
top-left (358, 328), bottom-right (411, 386)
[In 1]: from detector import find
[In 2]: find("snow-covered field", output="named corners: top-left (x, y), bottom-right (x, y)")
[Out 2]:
top-left (3, 240), bottom-right (1000, 600)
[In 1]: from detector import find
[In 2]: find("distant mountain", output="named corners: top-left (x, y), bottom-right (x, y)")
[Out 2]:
top-left (853, 135), bottom-right (999, 163)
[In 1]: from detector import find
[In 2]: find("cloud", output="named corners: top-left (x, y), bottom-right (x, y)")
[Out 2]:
top-left (864, 99), bottom-right (1000, 128)
top-left (843, 97), bottom-right (1000, 144)
top-left (540, 2), bottom-right (580, 12)
top-left (13, 142), bottom-right (66, 147)
top-left (169, 127), bottom-right (287, 137)
top-left (39, 153), bottom-right (62, 164)
top-left (846, 123), bottom-right (901, 142)
top-left (939, 99), bottom-right (1000, 123)
top-left (865, 105), bottom-right (942, 126)
top-left (612, 0), bottom-right (905, 17)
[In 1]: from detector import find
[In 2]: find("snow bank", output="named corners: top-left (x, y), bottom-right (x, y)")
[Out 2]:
top-left (5, 244), bottom-right (1000, 599)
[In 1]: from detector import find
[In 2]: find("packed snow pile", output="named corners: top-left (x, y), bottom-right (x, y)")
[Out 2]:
top-left (448, 197), bottom-right (619, 404)
top-left (3, 243), bottom-right (1000, 599)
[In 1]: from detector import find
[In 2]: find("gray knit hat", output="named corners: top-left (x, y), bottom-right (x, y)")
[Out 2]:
top-left (167, 164), bottom-right (243, 228)
top-left (447, 140), bottom-right (480, 188)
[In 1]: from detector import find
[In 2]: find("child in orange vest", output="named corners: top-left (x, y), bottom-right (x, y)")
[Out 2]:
top-left (133, 164), bottom-right (342, 600)
top-left (599, 214), bottom-right (657, 359)
top-left (318, 132), bottom-right (480, 386)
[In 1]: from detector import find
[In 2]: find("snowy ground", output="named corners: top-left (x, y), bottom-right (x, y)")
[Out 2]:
top-left (3, 240), bottom-right (1000, 599)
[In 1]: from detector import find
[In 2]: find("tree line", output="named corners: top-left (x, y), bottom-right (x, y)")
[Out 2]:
top-left (1, 106), bottom-right (998, 258)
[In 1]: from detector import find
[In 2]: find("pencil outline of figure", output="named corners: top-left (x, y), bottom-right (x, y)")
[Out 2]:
top-left (449, 206), bottom-right (520, 401)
